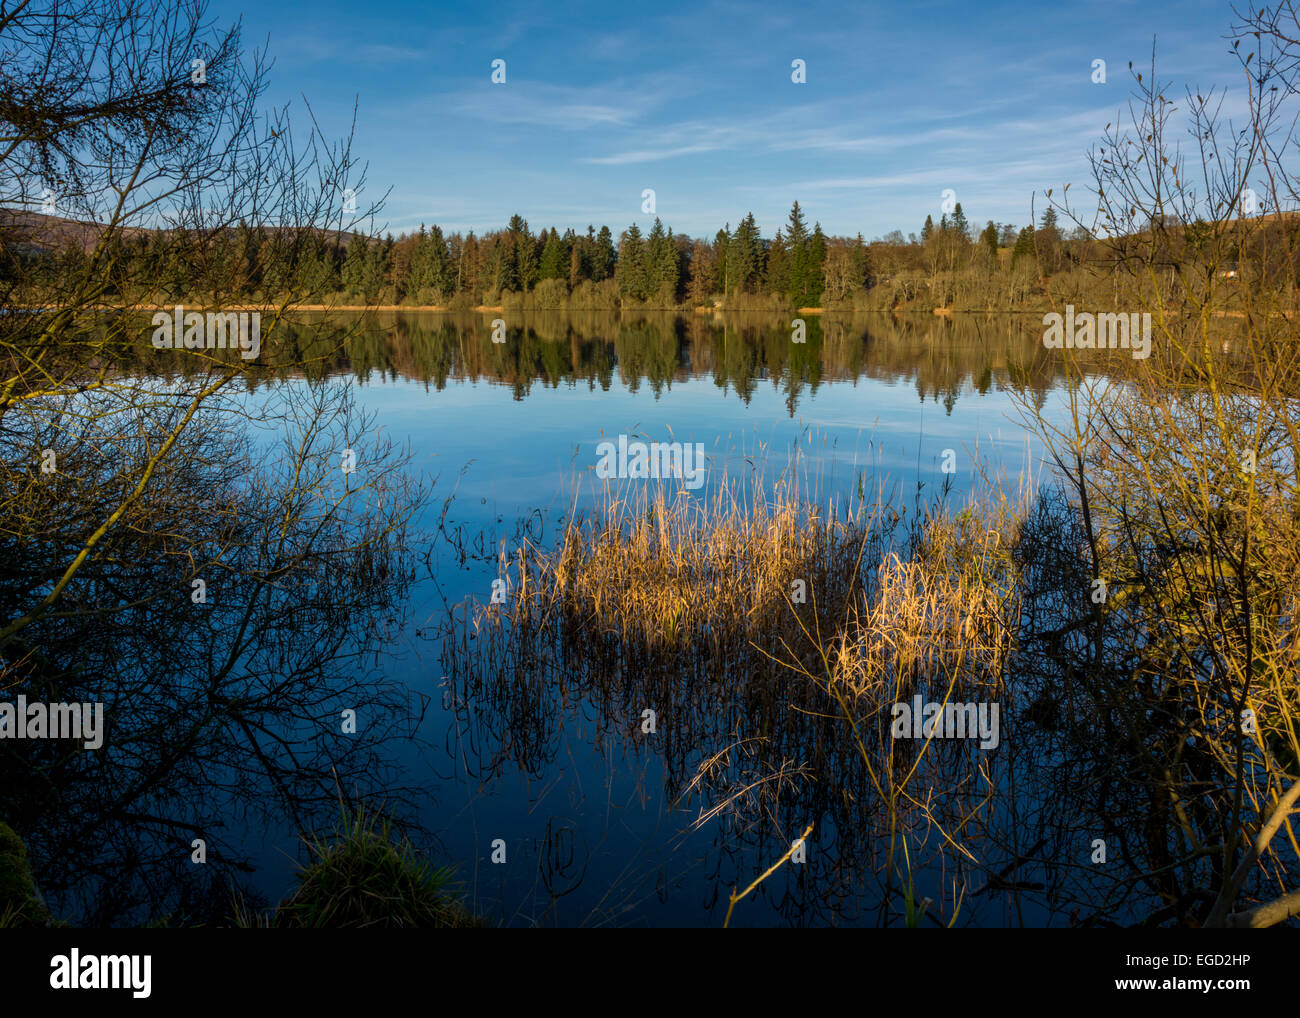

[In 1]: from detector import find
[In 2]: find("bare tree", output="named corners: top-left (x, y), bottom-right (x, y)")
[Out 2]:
top-left (0, 0), bottom-right (426, 925)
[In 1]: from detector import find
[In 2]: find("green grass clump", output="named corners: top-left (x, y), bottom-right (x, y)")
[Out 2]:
top-left (0, 821), bottom-right (52, 927)
top-left (269, 807), bottom-right (481, 928)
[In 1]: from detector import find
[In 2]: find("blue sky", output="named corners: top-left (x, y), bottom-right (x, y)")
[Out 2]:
top-left (209, 0), bottom-right (1251, 240)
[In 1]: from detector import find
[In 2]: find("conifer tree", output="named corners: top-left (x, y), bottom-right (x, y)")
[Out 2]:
top-left (428, 226), bottom-right (451, 296)
top-left (784, 201), bottom-right (810, 303)
top-left (592, 225), bottom-right (616, 282)
top-left (539, 229), bottom-right (567, 280)
top-left (1011, 224), bottom-right (1036, 265)
top-left (804, 222), bottom-right (827, 305)
top-left (649, 220), bottom-right (680, 302)
top-left (951, 202), bottom-right (970, 240)
top-left (765, 229), bottom-right (790, 297)
top-left (714, 225), bottom-right (731, 296)
top-left (728, 213), bottom-right (763, 293)
top-left (1039, 206), bottom-right (1060, 240)
top-left (503, 214), bottom-right (532, 291)
top-left (980, 220), bottom-right (999, 261)
top-left (616, 223), bottom-right (649, 300)
top-left (852, 232), bottom-right (870, 289)
top-left (342, 232), bottom-right (366, 296)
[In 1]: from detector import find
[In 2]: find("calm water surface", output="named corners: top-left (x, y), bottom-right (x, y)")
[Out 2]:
top-left (57, 311), bottom-right (1105, 926)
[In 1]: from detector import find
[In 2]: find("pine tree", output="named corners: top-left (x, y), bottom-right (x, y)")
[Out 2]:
top-left (1039, 206), bottom-right (1060, 240)
top-left (646, 218), bottom-right (668, 293)
top-left (805, 222), bottom-right (827, 305)
top-left (1037, 207), bottom-right (1063, 272)
top-left (649, 220), bottom-right (680, 303)
top-left (592, 225), bottom-right (616, 282)
top-left (502, 214), bottom-right (532, 292)
top-left (785, 202), bottom-right (809, 305)
top-left (516, 241), bottom-right (536, 291)
top-left (921, 215), bottom-right (935, 243)
top-left (1011, 224), bottom-right (1036, 265)
top-left (980, 221), bottom-right (999, 261)
top-left (786, 201), bottom-right (809, 246)
top-left (342, 232), bottom-right (366, 296)
top-left (765, 229), bottom-right (790, 297)
top-left (408, 225), bottom-right (430, 292)
top-left (486, 235), bottom-right (513, 294)
top-left (237, 222), bottom-right (262, 294)
top-left (728, 213), bottom-right (763, 294)
top-left (951, 202), bottom-right (970, 241)
top-left (320, 237), bottom-right (342, 293)
top-left (428, 226), bottom-right (451, 296)
top-left (361, 236), bottom-right (387, 299)
top-left (408, 225), bottom-right (450, 299)
top-left (539, 229), bottom-right (567, 280)
top-left (852, 232), bottom-right (870, 290)
top-left (460, 232), bottom-right (480, 297)
top-left (714, 226), bottom-right (731, 296)
top-left (616, 223), bottom-right (649, 301)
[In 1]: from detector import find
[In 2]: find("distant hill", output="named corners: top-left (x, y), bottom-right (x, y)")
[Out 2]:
top-left (0, 208), bottom-right (95, 254)
top-left (0, 208), bottom-right (361, 256)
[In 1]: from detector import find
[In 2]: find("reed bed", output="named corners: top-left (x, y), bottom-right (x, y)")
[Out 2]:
top-left (437, 459), bottom-right (1038, 925)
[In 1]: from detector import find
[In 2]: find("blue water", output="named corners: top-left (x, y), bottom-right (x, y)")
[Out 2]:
top-left (212, 312), bottom-right (1077, 926)
top-left (178, 312), bottom-right (1083, 926)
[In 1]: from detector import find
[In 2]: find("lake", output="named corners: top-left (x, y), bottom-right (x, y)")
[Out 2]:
top-left (32, 309), bottom-right (1106, 927)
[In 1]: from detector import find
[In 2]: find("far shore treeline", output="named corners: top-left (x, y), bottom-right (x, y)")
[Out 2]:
top-left (2, 200), bottom-right (1143, 312)
top-left (8, 197), bottom-right (1287, 313)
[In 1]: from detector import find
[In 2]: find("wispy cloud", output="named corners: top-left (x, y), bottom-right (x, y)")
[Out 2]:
top-left (227, 0), bottom-right (1252, 237)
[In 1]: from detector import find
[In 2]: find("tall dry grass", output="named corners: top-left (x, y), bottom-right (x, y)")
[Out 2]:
top-left (441, 459), bottom-right (1034, 925)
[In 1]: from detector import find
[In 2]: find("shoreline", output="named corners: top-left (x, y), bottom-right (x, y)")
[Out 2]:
top-left (17, 303), bottom-right (1259, 318)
